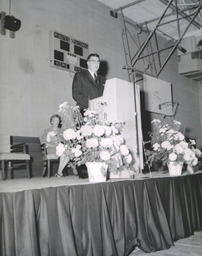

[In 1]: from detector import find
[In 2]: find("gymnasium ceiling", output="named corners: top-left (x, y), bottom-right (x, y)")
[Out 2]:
top-left (97, 0), bottom-right (202, 40)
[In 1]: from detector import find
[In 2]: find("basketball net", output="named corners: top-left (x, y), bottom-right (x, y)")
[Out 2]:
top-left (159, 102), bottom-right (179, 122)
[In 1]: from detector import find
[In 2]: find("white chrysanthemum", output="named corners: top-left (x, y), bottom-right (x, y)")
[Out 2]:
top-left (173, 120), bottom-right (181, 125)
top-left (100, 138), bottom-right (113, 148)
top-left (125, 154), bottom-right (132, 164)
top-left (174, 144), bottom-right (184, 154)
top-left (120, 145), bottom-right (129, 156)
top-left (59, 102), bottom-right (68, 109)
top-left (169, 152), bottom-right (177, 161)
top-left (183, 148), bottom-right (195, 162)
top-left (184, 148), bottom-right (194, 156)
top-left (112, 135), bottom-right (124, 147)
top-left (86, 138), bottom-right (98, 148)
top-left (56, 143), bottom-right (66, 157)
top-left (100, 151), bottom-right (111, 161)
top-left (103, 126), bottom-right (112, 136)
top-left (75, 150), bottom-right (82, 157)
top-left (159, 128), bottom-right (167, 133)
top-left (83, 110), bottom-right (91, 116)
top-left (63, 128), bottom-right (77, 140)
top-left (72, 147), bottom-right (82, 157)
top-left (93, 125), bottom-right (105, 137)
top-left (161, 141), bottom-right (172, 150)
top-left (76, 145), bottom-right (81, 150)
top-left (174, 132), bottom-right (184, 141)
top-left (84, 110), bottom-right (96, 117)
top-left (80, 125), bottom-right (93, 136)
top-left (47, 131), bottom-right (56, 142)
top-left (153, 143), bottom-right (160, 151)
top-left (151, 119), bottom-right (161, 124)
top-left (179, 141), bottom-right (188, 149)
top-left (183, 153), bottom-right (191, 162)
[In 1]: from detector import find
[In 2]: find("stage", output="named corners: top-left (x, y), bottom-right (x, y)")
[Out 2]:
top-left (0, 171), bottom-right (202, 256)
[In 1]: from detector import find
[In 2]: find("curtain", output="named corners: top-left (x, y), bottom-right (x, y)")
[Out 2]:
top-left (0, 173), bottom-right (202, 256)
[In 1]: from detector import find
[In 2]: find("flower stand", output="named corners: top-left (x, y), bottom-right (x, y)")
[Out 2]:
top-left (168, 161), bottom-right (183, 176)
top-left (86, 162), bottom-right (108, 183)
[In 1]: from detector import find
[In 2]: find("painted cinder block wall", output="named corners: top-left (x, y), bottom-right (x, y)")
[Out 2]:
top-left (0, 0), bottom-right (128, 137)
top-left (0, 0), bottom-right (201, 148)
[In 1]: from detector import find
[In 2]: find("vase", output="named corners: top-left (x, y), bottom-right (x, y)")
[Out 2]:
top-left (168, 161), bottom-right (183, 176)
top-left (85, 162), bottom-right (108, 183)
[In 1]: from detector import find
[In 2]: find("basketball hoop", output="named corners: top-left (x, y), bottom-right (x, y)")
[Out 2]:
top-left (159, 102), bottom-right (179, 118)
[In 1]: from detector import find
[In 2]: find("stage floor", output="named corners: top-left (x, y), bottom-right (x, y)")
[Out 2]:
top-left (0, 170), bottom-right (201, 193)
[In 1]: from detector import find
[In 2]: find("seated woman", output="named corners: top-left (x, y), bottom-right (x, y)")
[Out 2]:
top-left (41, 114), bottom-right (70, 177)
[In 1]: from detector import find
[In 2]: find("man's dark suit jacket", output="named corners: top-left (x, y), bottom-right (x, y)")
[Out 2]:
top-left (72, 69), bottom-right (106, 110)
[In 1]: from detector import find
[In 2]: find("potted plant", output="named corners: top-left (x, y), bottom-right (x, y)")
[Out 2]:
top-left (144, 119), bottom-right (201, 176)
top-left (56, 103), bottom-right (133, 182)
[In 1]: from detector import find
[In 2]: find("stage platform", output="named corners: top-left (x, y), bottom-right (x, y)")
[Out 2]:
top-left (0, 170), bottom-right (200, 193)
top-left (0, 171), bottom-right (202, 256)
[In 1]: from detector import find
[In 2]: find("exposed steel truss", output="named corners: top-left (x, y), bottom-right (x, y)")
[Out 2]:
top-left (110, 0), bottom-right (202, 81)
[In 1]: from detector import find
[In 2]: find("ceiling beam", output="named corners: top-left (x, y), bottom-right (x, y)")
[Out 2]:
top-left (121, 0), bottom-right (202, 80)
top-left (138, 3), bottom-right (201, 26)
top-left (110, 0), bottom-right (145, 18)
top-left (160, 0), bottom-right (202, 29)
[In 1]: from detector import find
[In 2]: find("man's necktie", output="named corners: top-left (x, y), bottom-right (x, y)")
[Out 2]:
top-left (94, 73), bottom-right (99, 83)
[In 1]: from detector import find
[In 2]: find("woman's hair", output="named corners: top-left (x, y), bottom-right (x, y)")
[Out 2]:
top-left (50, 114), bottom-right (62, 126)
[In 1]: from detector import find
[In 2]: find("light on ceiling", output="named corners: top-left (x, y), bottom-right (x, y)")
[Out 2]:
top-left (178, 46), bottom-right (187, 54)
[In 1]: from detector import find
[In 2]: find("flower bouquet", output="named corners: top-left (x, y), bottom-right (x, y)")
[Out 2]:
top-left (144, 119), bottom-right (201, 174)
top-left (56, 103), bottom-right (133, 178)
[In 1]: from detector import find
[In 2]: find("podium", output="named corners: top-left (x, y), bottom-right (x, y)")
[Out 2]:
top-left (89, 78), bottom-right (143, 173)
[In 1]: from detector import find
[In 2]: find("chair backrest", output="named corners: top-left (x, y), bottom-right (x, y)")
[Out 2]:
top-left (0, 135), bottom-right (11, 153)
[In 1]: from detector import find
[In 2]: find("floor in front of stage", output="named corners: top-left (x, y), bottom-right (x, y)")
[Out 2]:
top-left (130, 231), bottom-right (202, 256)
top-left (0, 170), bottom-right (201, 193)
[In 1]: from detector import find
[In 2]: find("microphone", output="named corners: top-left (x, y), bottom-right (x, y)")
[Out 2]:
top-left (122, 66), bottom-right (134, 71)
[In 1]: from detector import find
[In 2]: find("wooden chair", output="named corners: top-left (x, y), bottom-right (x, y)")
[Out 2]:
top-left (0, 135), bottom-right (31, 180)
top-left (40, 143), bottom-right (59, 177)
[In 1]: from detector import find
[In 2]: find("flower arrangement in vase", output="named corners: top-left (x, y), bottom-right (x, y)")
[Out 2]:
top-left (144, 119), bottom-right (201, 175)
top-left (55, 102), bottom-right (133, 179)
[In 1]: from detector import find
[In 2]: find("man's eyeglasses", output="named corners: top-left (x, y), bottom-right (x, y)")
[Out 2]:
top-left (88, 60), bottom-right (100, 63)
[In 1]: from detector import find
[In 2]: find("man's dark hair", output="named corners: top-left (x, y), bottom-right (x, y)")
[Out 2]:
top-left (87, 53), bottom-right (100, 62)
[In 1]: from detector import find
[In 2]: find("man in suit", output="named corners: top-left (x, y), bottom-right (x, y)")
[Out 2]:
top-left (72, 53), bottom-right (106, 115)
top-left (72, 53), bottom-right (106, 178)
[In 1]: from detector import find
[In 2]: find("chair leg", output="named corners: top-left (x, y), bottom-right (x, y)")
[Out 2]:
top-left (41, 162), bottom-right (47, 177)
top-left (26, 160), bottom-right (31, 178)
top-left (8, 162), bottom-right (13, 179)
top-left (1, 160), bottom-right (6, 180)
top-left (47, 160), bottom-right (51, 177)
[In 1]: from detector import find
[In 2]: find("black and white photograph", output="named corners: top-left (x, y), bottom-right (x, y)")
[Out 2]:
top-left (0, 0), bottom-right (202, 255)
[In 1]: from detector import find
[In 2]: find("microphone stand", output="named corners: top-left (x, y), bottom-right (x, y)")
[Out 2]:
top-left (122, 66), bottom-right (149, 179)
